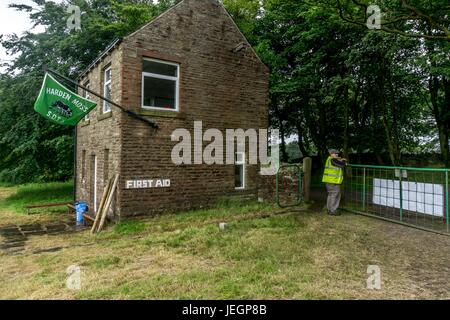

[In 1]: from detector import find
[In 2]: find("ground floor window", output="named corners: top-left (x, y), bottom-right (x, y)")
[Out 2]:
top-left (81, 150), bottom-right (86, 180)
top-left (235, 152), bottom-right (245, 189)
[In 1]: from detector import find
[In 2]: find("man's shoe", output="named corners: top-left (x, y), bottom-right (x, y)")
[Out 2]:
top-left (328, 211), bottom-right (341, 216)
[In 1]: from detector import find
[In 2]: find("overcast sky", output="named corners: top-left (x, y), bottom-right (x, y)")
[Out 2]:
top-left (0, 0), bottom-right (64, 70)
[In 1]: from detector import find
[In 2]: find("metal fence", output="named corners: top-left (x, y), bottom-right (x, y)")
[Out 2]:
top-left (343, 164), bottom-right (450, 234)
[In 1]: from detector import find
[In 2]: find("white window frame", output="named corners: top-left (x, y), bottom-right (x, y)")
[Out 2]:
top-left (141, 58), bottom-right (179, 112)
top-left (84, 82), bottom-right (91, 121)
top-left (103, 67), bottom-right (112, 114)
top-left (93, 155), bottom-right (97, 212)
top-left (235, 152), bottom-right (246, 190)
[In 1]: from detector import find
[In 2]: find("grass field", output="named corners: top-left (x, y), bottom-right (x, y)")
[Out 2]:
top-left (0, 181), bottom-right (73, 214)
top-left (1, 183), bottom-right (450, 299)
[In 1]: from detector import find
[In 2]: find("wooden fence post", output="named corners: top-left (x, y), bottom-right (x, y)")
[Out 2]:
top-left (303, 157), bottom-right (312, 202)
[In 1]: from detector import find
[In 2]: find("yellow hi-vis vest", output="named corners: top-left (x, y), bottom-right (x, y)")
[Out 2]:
top-left (322, 156), bottom-right (344, 184)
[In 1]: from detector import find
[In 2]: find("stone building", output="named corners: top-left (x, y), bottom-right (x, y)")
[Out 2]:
top-left (76, 0), bottom-right (269, 218)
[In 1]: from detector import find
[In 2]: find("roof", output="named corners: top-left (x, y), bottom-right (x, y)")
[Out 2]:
top-left (78, 38), bottom-right (122, 79)
top-left (78, 0), bottom-right (267, 79)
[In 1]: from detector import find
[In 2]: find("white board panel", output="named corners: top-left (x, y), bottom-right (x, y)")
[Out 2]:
top-left (373, 178), bottom-right (444, 217)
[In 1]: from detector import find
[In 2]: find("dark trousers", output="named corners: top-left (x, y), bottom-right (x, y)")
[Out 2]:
top-left (326, 183), bottom-right (341, 213)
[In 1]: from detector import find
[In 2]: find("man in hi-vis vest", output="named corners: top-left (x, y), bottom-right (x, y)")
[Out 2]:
top-left (322, 149), bottom-right (347, 215)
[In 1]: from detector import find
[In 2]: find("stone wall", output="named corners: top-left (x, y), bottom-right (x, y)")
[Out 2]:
top-left (118, 0), bottom-right (269, 216)
top-left (76, 47), bottom-right (123, 217)
top-left (76, 0), bottom-right (269, 217)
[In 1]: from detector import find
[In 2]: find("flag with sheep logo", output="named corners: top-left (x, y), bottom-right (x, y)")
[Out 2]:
top-left (34, 73), bottom-right (97, 126)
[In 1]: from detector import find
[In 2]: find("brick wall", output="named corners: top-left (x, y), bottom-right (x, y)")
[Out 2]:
top-left (76, 0), bottom-right (269, 217)
top-left (76, 48), bottom-right (123, 217)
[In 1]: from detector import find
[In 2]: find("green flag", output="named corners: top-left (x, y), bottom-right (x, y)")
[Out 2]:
top-left (34, 73), bottom-right (97, 126)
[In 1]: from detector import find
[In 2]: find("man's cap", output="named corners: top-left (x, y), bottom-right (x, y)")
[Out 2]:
top-left (328, 148), bottom-right (339, 154)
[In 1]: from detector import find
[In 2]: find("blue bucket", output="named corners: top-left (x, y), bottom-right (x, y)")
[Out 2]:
top-left (75, 201), bottom-right (88, 224)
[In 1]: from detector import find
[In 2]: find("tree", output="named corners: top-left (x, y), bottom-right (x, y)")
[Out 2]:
top-left (346, 32), bottom-right (427, 165)
top-left (420, 37), bottom-right (450, 166)
top-left (250, 0), bottom-right (437, 166)
top-left (0, 0), bottom-right (447, 184)
top-left (333, 0), bottom-right (450, 41)
top-left (0, 0), bottom-right (178, 183)
top-left (252, 0), bottom-right (367, 163)
top-left (326, 0), bottom-right (450, 166)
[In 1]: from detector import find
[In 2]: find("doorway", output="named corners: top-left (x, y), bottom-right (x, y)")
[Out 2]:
top-left (90, 155), bottom-right (97, 212)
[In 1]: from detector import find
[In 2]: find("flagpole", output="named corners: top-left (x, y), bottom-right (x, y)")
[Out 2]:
top-left (73, 126), bottom-right (77, 204)
top-left (43, 66), bottom-right (158, 129)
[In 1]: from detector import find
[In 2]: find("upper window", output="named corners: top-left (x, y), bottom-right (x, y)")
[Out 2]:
top-left (83, 81), bottom-right (91, 121)
top-left (142, 58), bottom-right (179, 111)
top-left (103, 67), bottom-right (112, 114)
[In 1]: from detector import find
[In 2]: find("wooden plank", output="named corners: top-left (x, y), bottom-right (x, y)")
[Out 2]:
top-left (95, 174), bottom-right (119, 233)
top-left (25, 202), bottom-right (73, 209)
top-left (67, 204), bottom-right (75, 215)
top-left (91, 177), bottom-right (113, 234)
top-left (302, 157), bottom-right (312, 202)
top-left (82, 212), bottom-right (95, 222)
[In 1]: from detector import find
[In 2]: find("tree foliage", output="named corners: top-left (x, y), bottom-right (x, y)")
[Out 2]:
top-left (0, 0), bottom-right (449, 185)
top-left (237, 0), bottom-right (449, 166)
top-left (0, 0), bottom-right (177, 183)
top-left (332, 0), bottom-right (450, 41)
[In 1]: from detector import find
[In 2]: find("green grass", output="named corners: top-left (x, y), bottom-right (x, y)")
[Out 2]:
top-left (0, 181), bottom-right (73, 214)
top-left (73, 209), bottom-right (449, 300)
top-left (82, 255), bottom-right (122, 269)
top-left (114, 220), bottom-right (147, 235)
top-left (76, 212), bottom-right (373, 299)
top-left (2, 182), bottom-right (450, 299)
top-left (0, 182), bottom-right (15, 188)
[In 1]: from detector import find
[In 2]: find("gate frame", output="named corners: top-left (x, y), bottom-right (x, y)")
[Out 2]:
top-left (343, 164), bottom-right (450, 236)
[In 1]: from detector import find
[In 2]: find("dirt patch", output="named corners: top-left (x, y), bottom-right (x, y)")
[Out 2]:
top-left (0, 188), bottom-right (15, 199)
top-left (0, 219), bottom-right (89, 255)
top-left (32, 247), bottom-right (65, 254)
